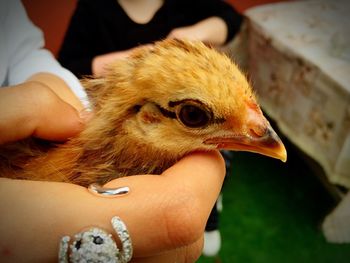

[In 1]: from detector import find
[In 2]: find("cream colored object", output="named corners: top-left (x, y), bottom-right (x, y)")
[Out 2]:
top-left (233, 0), bottom-right (350, 243)
top-left (322, 192), bottom-right (350, 243)
top-left (245, 0), bottom-right (350, 188)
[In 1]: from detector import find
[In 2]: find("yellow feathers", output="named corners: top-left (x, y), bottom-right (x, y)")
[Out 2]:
top-left (0, 39), bottom-right (286, 186)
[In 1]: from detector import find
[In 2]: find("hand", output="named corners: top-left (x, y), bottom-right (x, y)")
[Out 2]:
top-left (167, 17), bottom-right (228, 46)
top-left (0, 79), bottom-right (89, 144)
top-left (92, 44), bottom-right (153, 77)
top-left (0, 151), bottom-right (225, 262)
top-left (103, 150), bottom-right (225, 261)
top-left (167, 25), bottom-right (205, 43)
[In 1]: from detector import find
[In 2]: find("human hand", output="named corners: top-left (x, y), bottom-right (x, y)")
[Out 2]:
top-left (0, 80), bottom-right (89, 144)
top-left (102, 150), bottom-right (225, 262)
top-left (92, 44), bottom-right (153, 77)
top-left (167, 17), bottom-right (228, 46)
top-left (167, 25), bottom-right (206, 43)
top-left (0, 151), bottom-right (225, 262)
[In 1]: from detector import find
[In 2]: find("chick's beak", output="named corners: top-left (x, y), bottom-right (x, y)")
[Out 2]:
top-left (204, 107), bottom-right (287, 162)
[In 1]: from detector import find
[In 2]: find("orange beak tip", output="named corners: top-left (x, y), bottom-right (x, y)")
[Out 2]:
top-left (277, 146), bottom-right (287, 162)
top-left (204, 134), bottom-right (287, 163)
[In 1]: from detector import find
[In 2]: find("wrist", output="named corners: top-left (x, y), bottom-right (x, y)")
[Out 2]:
top-left (195, 17), bottom-right (228, 46)
top-left (92, 50), bottom-right (131, 76)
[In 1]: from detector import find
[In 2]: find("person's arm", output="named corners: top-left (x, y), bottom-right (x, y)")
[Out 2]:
top-left (167, 0), bottom-right (243, 46)
top-left (92, 49), bottom-right (135, 77)
top-left (0, 151), bottom-right (225, 262)
top-left (167, 16), bottom-right (228, 46)
top-left (92, 44), bottom-right (153, 77)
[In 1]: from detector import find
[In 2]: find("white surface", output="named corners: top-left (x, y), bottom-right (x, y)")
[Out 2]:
top-left (243, 0), bottom-right (350, 188)
top-left (246, 0), bottom-right (350, 91)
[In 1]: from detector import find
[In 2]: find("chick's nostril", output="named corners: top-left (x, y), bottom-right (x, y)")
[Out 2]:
top-left (249, 126), bottom-right (267, 138)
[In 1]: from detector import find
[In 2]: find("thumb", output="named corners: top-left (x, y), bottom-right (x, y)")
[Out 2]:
top-left (0, 84), bottom-right (91, 144)
top-left (33, 100), bottom-right (92, 141)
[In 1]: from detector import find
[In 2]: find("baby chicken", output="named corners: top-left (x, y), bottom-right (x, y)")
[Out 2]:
top-left (0, 39), bottom-right (286, 186)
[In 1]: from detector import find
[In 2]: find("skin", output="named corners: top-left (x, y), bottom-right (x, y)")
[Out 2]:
top-left (0, 73), bottom-right (225, 262)
top-left (92, 0), bottom-right (228, 76)
top-left (166, 16), bottom-right (227, 46)
top-left (0, 73), bottom-right (85, 144)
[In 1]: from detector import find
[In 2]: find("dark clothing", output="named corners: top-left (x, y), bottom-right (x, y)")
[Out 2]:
top-left (58, 0), bottom-right (242, 78)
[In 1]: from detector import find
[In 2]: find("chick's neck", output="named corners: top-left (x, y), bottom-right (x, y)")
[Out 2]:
top-left (26, 111), bottom-right (177, 187)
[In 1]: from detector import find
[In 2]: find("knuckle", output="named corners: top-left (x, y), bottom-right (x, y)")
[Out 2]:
top-left (174, 237), bottom-right (204, 263)
top-left (185, 237), bottom-right (204, 263)
top-left (30, 83), bottom-right (58, 109)
top-left (161, 188), bottom-right (204, 247)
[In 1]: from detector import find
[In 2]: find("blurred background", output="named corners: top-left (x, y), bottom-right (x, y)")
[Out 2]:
top-left (22, 0), bottom-right (283, 57)
top-left (22, 0), bottom-right (350, 262)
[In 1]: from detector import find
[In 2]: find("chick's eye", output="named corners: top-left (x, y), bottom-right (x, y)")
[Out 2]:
top-left (178, 104), bottom-right (210, 128)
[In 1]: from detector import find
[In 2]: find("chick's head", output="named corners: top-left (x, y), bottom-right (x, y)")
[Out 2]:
top-left (86, 39), bottom-right (286, 162)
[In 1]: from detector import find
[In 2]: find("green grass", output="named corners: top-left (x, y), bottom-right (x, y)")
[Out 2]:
top-left (198, 146), bottom-right (350, 263)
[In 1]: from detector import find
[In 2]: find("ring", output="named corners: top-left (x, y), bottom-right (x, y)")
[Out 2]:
top-left (59, 228), bottom-right (120, 263)
top-left (59, 217), bottom-right (133, 263)
top-left (88, 183), bottom-right (130, 197)
top-left (111, 216), bottom-right (133, 262)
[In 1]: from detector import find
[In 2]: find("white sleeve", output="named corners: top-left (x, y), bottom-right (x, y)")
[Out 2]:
top-left (2, 0), bottom-right (89, 108)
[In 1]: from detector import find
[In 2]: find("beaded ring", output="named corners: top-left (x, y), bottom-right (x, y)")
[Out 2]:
top-left (59, 217), bottom-right (133, 263)
top-left (111, 216), bottom-right (133, 262)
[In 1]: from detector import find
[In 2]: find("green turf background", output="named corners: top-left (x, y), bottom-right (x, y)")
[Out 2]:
top-left (198, 145), bottom-right (350, 263)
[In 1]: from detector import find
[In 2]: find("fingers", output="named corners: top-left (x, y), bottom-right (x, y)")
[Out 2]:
top-left (162, 151), bottom-right (225, 210)
top-left (32, 91), bottom-right (90, 141)
top-left (27, 73), bottom-right (85, 112)
top-left (99, 151), bottom-right (225, 257)
top-left (0, 82), bottom-right (90, 144)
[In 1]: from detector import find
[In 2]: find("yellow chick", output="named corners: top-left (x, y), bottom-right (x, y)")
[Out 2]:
top-left (0, 39), bottom-right (286, 186)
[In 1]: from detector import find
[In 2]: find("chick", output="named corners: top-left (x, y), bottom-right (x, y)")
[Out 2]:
top-left (0, 39), bottom-right (286, 186)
